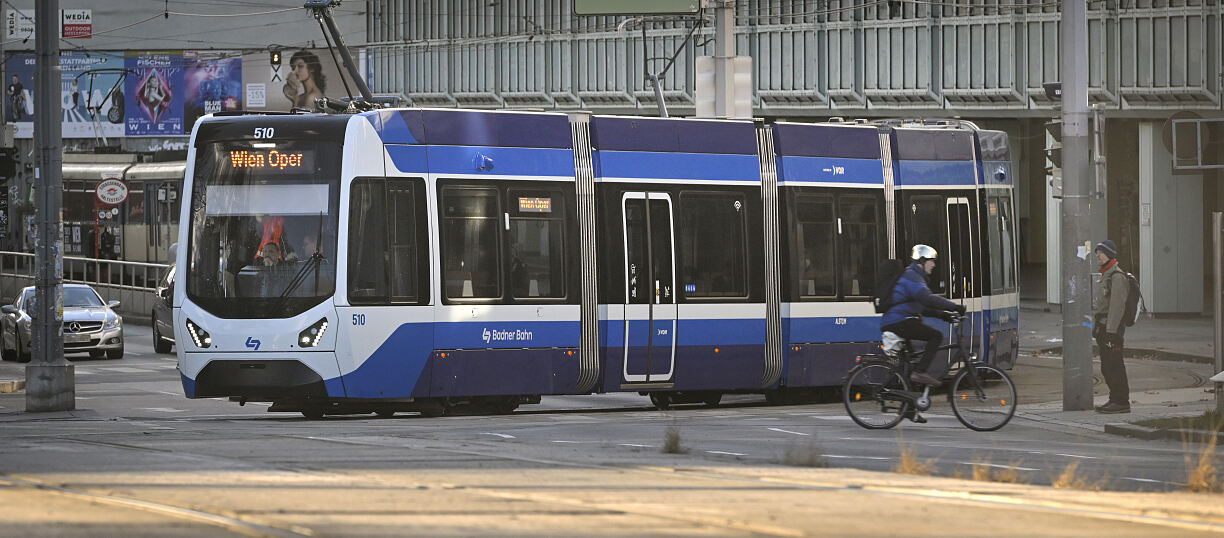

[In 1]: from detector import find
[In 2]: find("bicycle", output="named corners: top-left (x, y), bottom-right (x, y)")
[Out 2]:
top-left (843, 315), bottom-right (1017, 431)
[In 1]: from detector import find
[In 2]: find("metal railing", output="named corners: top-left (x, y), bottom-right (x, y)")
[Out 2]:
top-left (0, 251), bottom-right (169, 323)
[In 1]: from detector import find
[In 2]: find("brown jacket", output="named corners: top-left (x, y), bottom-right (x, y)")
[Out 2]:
top-left (1095, 262), bottom-right (1129, 335)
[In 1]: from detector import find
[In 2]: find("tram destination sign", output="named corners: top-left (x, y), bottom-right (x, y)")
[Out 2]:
top-left (518, 196), bottom-right (552, 213)
top-left (227, 149), bottom-right (314, 173)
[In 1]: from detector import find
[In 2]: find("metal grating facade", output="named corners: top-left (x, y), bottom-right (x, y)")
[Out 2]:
top-left (366, 0), bottom-right (1223, 116)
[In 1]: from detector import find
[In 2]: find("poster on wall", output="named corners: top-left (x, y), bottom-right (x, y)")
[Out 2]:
top-left (125, 51), bottom-right (184, 136)
top-left (241, 48), bottom-right (358, 112)
top-left (5, 51), bottom-right (126, 139)
top-left (183, 51), bottom-right (242, 132)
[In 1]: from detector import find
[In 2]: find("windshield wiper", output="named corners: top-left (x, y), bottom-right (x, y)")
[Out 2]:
top-left (271, 212), bottom-right (327, 315)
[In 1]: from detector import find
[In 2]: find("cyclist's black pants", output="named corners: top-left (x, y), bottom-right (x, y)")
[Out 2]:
top-left (882, 319), bottom-right (942, 374)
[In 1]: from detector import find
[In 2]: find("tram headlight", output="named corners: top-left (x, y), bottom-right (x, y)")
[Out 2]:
top-left (185, 319), bottom-right (212, 348)
top-left (298, 318), bottom-right (328, 348)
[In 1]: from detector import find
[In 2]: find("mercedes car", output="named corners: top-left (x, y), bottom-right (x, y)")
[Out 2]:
top-left (1, 284), bottom-right (124, 361)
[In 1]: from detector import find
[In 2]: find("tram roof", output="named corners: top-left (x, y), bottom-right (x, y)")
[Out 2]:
top-left (976, 130), bottom-right (1011, 162)
top-left (588, 116), bottom-right (758, 155)
top-left (769, 122), bottom-right (882, 160)
top-left (364, 109), bottom-right (573, 149)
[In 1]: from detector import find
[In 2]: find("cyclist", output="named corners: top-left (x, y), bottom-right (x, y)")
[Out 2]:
top-left (880, 244), bottom-right (966, 387)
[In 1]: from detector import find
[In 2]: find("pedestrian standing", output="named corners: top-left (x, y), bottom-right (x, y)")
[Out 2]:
top-left (1093, 239), bottom-right (1131, 414)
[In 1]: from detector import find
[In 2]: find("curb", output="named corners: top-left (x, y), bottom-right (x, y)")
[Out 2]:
top-left (0, 380), bottom-right (25, 394)
top-left (1104, 423), bottom-right (1224, 442)
top-left (1036, 345), bottom-right (1212, 364)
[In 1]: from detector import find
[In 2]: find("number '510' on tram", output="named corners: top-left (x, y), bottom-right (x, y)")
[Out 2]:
top-left (174, 109), bottom-right (1018, 418)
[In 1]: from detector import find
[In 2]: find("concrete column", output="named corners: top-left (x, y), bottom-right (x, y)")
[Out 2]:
top-left (1046, 125), bottom-right (1061, 305)
top-left (1138, 122), bottom-right (1203, 314)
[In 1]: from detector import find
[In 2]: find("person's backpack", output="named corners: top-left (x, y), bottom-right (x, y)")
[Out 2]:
top-left (1122, 272), bottom-right (1145, 326)
top-left (872, 258), bottom-right (906, 314)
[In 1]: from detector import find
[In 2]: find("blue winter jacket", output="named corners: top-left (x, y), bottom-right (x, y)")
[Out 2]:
top-left (880, 263), bottom-right (961, 328)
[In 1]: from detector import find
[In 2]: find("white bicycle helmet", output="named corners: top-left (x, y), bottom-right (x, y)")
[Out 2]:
top-left (911, 244), bottom-right (937, 262)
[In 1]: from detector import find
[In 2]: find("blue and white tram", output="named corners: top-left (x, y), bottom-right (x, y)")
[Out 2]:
top-left (173, 109), bottom-right (1018, 417)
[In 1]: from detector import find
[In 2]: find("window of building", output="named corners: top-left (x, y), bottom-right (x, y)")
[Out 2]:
top-left (679, 192), bottom-right (747, 298)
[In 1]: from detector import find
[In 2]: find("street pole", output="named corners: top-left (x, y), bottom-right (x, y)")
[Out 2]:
top-left (1214, 212), bottom-right (1223, 414)
top-left (1061, 0), bottom-right (1093, 411)
top-left (27, 0), bottom-right (72, 412)
top-left (712, 0), bottom-right (733, 118)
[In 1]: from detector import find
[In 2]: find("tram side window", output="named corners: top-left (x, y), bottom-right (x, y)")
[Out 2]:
top-left (987, 198), bottom-right (1004, 294)
top-left (509, 189), bottom-right (566, 299)
top-left (839, 196), bottom-right (880, 297)
top-left (348, 179), bottom-right (388, 304)
top-left (441, 187), bottom-right (501, 300)
top-left (907, 195), bottom-right (948, 296)
top-left (998, 195), bottom-right (1016, 291)
top-left (794, 195), bottom-right (835, 298)
top-left (388, 180), bottom-right (421, 302)
top-left (679, 192), bottom-right (747, 298)
top-left (348, 178), bottom-right (424, 305)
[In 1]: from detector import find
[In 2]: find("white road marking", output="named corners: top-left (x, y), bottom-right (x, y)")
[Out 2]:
top-left (825, 455), bottom-right (892, 461)
top-left (102, 367), bottom-right (154, 373)
top-left (550, 440), bottom-right (583, 444)
top-left (1121, 477), bottom-right (1167, 484)
top-left (706, 450), bottom-right (747, 456)
top-left (480, 432), bottom-right (515, 439)
top-left (767, 427), bottom-right (810, 436)
top-left (1054, 453), bottom-right (1098, 460)
top-left (619, 443), bottom-right (653, 448)
top-left (959, 461), bottom-right (1041, 471)
top-left (136, 408), bottom-right (185, 413)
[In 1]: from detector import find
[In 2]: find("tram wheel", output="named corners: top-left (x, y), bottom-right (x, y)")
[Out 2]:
top-left (703, 393), bottom-right (722, 408)
top-left (301, 409), bottom-right (325, 420)
top-left (649, 393), bottom-right (672, 411)
top-left (418, 401), bottom-right (446, 418)
top-left (375, 409), bottom-right (396, 418)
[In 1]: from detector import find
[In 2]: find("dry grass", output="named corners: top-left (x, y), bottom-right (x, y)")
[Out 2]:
top-left (1050, 461), bottom-right (1105, 490)
top-left (893, 443), bottom-right (935, 475)
top-left (968, 458), bottom-right (1027, 484)
top-left (1183, 430), bottom-right (1222, 493)
top-left (782, 439), bottom-right (827, 468)
top-left (661, 421), bottom-right (688, 454)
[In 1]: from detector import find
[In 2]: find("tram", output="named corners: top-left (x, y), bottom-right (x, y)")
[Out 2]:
top-left (173, 108), bottom-right (1018, 417)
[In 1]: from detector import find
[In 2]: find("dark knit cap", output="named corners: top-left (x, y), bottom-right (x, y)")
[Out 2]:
top-left (1095, 239), bottom-right (1117, 259)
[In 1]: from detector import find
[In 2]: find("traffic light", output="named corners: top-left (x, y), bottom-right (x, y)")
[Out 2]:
top-left (270, 50), bottom-right (282, 67)
top-left (1045, 118), bottom-right (1063, 198)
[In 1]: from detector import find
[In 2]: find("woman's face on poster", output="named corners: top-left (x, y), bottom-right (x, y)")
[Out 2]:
top-left (292, 58), bottom-right (311, 82)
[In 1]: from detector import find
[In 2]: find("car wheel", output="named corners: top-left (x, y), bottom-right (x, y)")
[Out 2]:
top-left (152, 314), bottom-right (171, 354)
top-left (107, 345), bottom-right (124, 360)
top-left (1, 331), bottom-right (12, 362)
top-left (17, 334), bottom-right (30, 363)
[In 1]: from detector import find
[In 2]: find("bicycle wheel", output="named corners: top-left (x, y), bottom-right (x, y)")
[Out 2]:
top-left (949, 364), bottom-right (1017, 431)
top-left (844, 361), bottom-right (911, 429)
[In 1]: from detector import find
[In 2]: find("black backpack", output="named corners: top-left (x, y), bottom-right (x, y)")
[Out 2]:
top-left (1122, 272), bottom-right (1145, 326)
top-left (872, 259), bottom-right (906, 314)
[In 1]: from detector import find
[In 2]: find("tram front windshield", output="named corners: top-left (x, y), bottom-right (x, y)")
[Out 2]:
top-left (186, 139), bottom-right (341, 319)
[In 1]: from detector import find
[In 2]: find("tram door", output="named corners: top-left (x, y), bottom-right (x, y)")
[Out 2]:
top-left (621, 192), bottom-right (676, 383)
top-left (945, 197), bottom-right (982, 358)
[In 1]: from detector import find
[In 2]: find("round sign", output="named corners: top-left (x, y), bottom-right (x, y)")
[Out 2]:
top-left (96, 178), bottom-right (129, 205)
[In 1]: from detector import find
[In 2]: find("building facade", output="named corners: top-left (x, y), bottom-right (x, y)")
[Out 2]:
top-left (365, 0), bottom-right (1224, 314)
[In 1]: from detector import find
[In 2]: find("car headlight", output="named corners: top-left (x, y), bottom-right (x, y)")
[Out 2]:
top-left (185, 318), bottom-right (212, 348)
top-left (104, 316), bottom-right (121, 330)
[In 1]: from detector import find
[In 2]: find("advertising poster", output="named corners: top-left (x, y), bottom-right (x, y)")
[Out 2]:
top-left (241, 48), bottom-right (357, 112)
top-left (61, 51), bottom-right (125, 139)
top-left (4, 53), bottom-right (34, 136)
top-left (125, 51), bottom-right (184, 136)
top-left (5, 51), bottom-right (126, 139)
top-left (183, 51), bottom-right (242, 132)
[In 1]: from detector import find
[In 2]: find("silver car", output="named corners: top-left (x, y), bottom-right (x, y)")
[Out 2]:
top-left (1, 284), bottom-right (124, 361)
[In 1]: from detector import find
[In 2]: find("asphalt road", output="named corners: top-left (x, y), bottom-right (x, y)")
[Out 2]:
top-left (0, 327), bottom-right (1221, 536)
